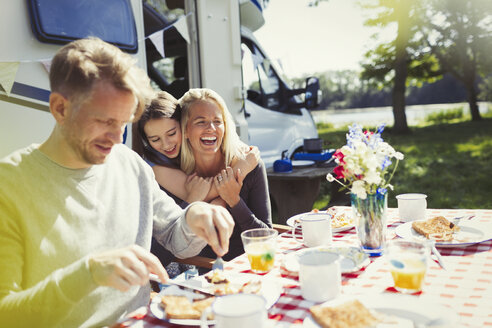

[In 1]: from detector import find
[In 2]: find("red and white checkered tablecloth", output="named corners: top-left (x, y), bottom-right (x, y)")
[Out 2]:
top-left (113, 207), bottom-right (492, 328)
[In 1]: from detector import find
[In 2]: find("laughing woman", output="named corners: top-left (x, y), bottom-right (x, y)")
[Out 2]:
top-left (179, 88), bottom-right (272, 260)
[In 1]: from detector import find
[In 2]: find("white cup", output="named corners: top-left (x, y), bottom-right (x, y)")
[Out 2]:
top-left (396, 193), bottom-right (428, 222)
top-left (292, 212), bottom-right (333, 247)
top-left (200, 294), bottom-right (267, 328)
top-left (298, 250), bottom-right (341, 302)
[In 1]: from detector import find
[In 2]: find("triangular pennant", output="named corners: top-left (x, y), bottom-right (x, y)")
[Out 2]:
top-left (174, 16), bottom-right (190, 44)
top-left (0, 62), bottom-right (20, 96)
top-left (149, 30), bottom-right (165, 58)
top-left (41, 60), bottom-right (52, 73)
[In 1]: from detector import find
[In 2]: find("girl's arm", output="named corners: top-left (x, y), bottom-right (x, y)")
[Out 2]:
top-left (230, 145), bottom-right (260, 177)
top-left (152, 165), bottom-right (218, 202)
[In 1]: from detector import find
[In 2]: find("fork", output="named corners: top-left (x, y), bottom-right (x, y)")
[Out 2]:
top-left (212, 256), bottom-right (224, 271)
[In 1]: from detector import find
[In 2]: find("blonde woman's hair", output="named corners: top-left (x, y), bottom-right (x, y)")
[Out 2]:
top-left (49, 37), bottom-right (154, 120)
top-left (179, 88), bottom-right (242, 174)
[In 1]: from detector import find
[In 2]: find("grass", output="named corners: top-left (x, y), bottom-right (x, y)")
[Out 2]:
top-left (313, 109), bottom-right (492, 210)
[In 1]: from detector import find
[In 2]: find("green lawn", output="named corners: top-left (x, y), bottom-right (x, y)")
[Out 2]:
top-left (314, 111), bottom-right (492, 210)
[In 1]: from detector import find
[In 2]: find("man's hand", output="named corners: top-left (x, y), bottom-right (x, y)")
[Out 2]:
top-left (185, 203), bottom-right (234, 257)
top-left (88, 245), bottom-right (168, 292)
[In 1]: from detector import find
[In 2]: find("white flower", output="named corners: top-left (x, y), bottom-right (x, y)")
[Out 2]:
top-left (352, 180), bottom-right (367, 199)
top-left (326, 173), bottom-right (335, 182)
top-left (363, 169), bottom-right (382, 185)
top-left (394, 152), bottom-right (404, 160)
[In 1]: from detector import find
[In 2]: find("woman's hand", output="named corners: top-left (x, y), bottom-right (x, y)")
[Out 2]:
top-left (245, 146), bottom-right (260, 169)
top-left (214, 167), bottom-right (244, 207)
top-left (210, 197), bottom-right (228, 208)
top-left (185, 173), bottom-right (213, 203)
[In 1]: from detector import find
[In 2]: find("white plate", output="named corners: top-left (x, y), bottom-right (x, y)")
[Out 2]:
top-left (292, 160), bottom-right (315, 167)
top-left (303, 294), bottom-right (458, 327)
top-left (150, 273), bottom-right (281, 325)
top-left (394, 221), bottom-right (491, 247)
top-left (286, 212), bottom-right (355, 233)
top-left (282, 246), bottom-right (370, 274)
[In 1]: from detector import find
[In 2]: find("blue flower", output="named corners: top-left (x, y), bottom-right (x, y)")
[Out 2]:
top-left (381, 156), bottom-right (392, 169)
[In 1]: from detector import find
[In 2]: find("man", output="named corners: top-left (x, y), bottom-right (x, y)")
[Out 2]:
top-left (0, 38), bottom-right (234, 327)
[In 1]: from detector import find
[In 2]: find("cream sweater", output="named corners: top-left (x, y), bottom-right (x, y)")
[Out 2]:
top-left (0, 144), bottom-right (206, 327)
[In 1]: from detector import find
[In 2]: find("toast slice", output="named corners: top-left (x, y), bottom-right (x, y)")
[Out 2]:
top-left (411, 216), bottom-right (460, 241)
top-left (161, 295), bottom-right (201, 319)
top-left (310, 299), bottom-right (379, 328)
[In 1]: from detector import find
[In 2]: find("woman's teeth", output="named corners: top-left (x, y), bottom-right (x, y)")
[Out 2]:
top-left (201, 136), bottom-right (216, 145)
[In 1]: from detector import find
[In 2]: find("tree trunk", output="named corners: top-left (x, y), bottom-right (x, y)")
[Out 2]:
top-left (392, 0), bottom-right (411, 134)
top-left (465, 84), bottom-right (482, 121)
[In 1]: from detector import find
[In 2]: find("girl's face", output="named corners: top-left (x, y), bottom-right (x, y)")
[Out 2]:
top-left (144, 117), bottom-right (182, 159)
top-left (185, 100), bottom-right (225, 155)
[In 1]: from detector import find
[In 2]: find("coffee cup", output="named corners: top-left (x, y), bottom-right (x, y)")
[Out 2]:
top-left (292, 212), bottom-right (333, 247)
top-left (396, 193), bottom-right (427, 222)
top-left (200, 294), bottom-right (267, 328)
top-left (298, 250), bottom-right (341, 302)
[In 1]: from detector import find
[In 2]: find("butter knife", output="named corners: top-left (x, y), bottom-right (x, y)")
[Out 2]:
top-left (149, 273), bottom-right (215, 296)
top-left (428, 241), bottom-right (446, 270)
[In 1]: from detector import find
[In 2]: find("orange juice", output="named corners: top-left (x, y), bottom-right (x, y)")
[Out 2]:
top-left (245, 242), bottom-right (275, 272)
top-left (390, 257), bottom-right (426, 292)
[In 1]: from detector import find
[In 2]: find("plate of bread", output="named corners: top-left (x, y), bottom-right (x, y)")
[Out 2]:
top-left (395, 216), bottom-right (489, 247)
top-left (287, 210), bottom-right (355, 233)
top-left (150, 271), bottom-right (281, 325)
top-left (303, 294), bottom-right (458, 327)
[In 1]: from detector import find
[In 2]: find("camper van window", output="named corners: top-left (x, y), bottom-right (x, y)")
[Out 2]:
top-left (27, 0), bottom-right (138, 53)
top-left (241, 42), bottom-right (282, 111)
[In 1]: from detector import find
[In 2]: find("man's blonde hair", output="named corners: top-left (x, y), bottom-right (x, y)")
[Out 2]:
top-left (179, 88), bottom-right (242, 174)
top-left (49, 37), bottom-right (154, 120)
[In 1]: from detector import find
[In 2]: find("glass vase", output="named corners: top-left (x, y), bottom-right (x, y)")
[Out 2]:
top-left (351, 192), bottom-right (388, 257)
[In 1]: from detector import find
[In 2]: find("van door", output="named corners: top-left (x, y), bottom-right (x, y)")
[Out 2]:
top-left (240, 38), bottom-right (318, 167)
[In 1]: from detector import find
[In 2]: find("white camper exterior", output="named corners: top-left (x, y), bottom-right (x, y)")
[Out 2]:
top-left (0, 0), bottom-right (319, 167)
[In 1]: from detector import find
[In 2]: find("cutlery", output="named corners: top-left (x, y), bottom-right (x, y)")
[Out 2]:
top-left (428, 240), bottom-right (446, 270)
top-left (452, 215), bottom-right (475, 226)
top-left (212, 256), bottom-right (224, 271)
top-left (149, 273), bottom-right (214, 296)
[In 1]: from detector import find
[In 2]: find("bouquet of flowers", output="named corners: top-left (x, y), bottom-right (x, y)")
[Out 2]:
top-left (326, 123), bottom-right (404, 199)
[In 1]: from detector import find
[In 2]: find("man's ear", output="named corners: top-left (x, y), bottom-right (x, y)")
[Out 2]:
top-left (49, 92), bottom-right (70, 124)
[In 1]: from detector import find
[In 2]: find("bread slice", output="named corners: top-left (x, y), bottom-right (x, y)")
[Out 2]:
top-left (161, 295), bottom-right (201, 319)
top-left (411, 216), bottom-right (460, 241)
top-left (310, 299), bottom-right (379, 328)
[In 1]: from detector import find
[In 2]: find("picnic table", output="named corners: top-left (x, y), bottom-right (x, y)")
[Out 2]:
top-left (112, 207), bottom-right (492, 327)
top-left (266, 162), bottom-right (349, 224)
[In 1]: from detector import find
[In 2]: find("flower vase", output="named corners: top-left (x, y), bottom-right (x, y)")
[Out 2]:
top-left (351, 192), bottom-right (388, 256)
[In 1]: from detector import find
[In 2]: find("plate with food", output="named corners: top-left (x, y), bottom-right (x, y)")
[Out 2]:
top-left (394, 216), bottom-right (490, 247)
top-left (150, 271), bottom-right (281, 325)
top-left (303, 294), bottom-right (458, 327)
top-left (286, 211), bottom-right (355, 233)
top-left (282, 246), bottom-right (370, 275)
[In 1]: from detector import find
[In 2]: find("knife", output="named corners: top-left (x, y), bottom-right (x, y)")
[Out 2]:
top-left (428, 241), bottom-right (447, 270)
top-left (149, 273), bottom-right (215, 296)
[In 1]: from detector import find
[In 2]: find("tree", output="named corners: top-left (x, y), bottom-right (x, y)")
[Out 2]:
top-left (359, 0), bottom-right (428, 134)
top-left (421, 0), bottom-right (492, 121)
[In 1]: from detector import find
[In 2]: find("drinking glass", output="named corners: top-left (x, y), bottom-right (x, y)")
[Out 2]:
top-left (241, 228), bottom-right (278, 273)
top-left (386, 239), bottom-right (428, 293)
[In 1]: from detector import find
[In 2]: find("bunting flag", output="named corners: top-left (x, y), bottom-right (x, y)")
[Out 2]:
top-left (0, 62), bottom-right (20, 96)
top-left (174, 15), bottom-right (190, 44)
top-left (41, 60), bottom-right (52, 73)
top-left (149, 30), bottom-right (165, 58)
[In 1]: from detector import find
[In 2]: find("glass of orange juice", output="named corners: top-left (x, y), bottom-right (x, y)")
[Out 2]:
top-left (386, 239), bottom-right (428, 293)
top-left (241, 228), bottom-right (278, 273)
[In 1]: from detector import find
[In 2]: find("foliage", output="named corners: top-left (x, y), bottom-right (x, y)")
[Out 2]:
top-left (315, 114), bottom-right (492, 210)
top-left (424, 107), bottom-right (464, 124)
top-left (420, 0), bottom-right (492, 120)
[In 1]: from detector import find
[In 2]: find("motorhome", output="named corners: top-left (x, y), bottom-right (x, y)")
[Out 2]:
top-left (0, 0), bottom-right (320, 167)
